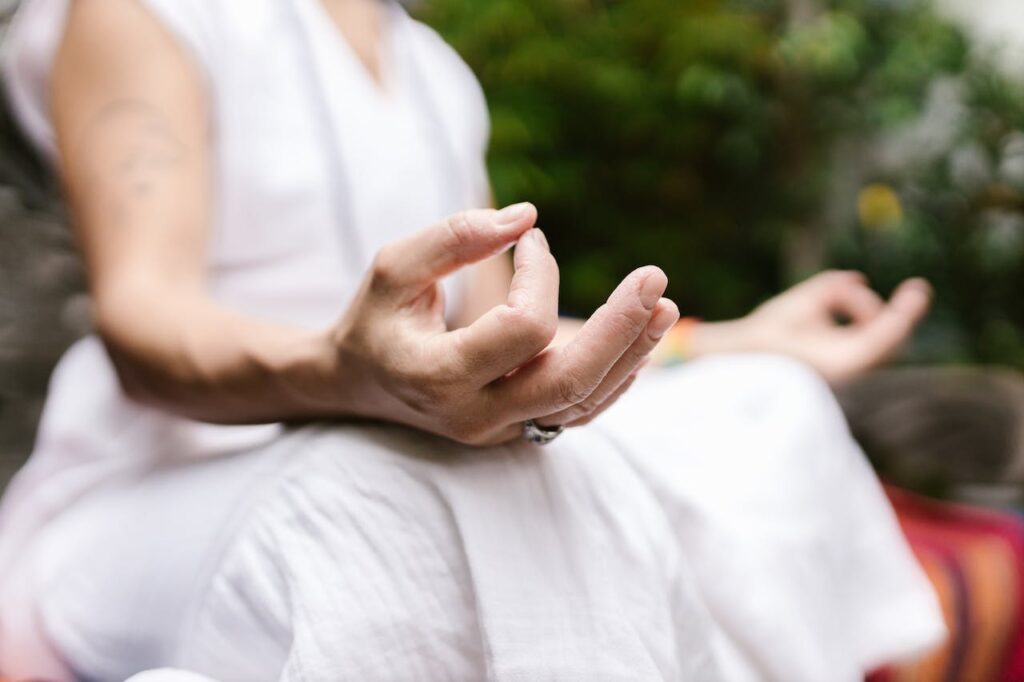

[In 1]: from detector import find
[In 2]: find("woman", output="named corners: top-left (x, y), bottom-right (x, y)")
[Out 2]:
top-left (0, 0), bottom-right (945, 679)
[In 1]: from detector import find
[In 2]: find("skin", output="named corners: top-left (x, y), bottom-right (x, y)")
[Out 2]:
top-left (52, 0), bottom-right (931, 447)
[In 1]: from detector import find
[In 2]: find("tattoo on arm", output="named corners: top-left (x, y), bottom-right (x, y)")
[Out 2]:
top-left (73, 100), bottom-right (188, 227)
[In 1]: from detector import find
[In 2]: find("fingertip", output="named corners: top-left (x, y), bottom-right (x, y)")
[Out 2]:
top-left (532, 227), bottom-right (550, 251)
top-left (494, 202), bottom-right (538, 232)
top-left (524, 201), bottom-right (539, 223)
top-left (635, 266), bottom-right (668, 310)
top-left (890, 278), bottom-right (933, 319)
top-left (636, 264), bottom-right (668, 283)
top-left (648, 297), bottom-right (680, 339)
top-left (513, 228), bottom-right (553, 268)
top-left (894, 277), bottom-right (933, 304)
top-left (653, 296), bottom-right (680, 321)
top-left (903, 277), bottom-right (933, 298)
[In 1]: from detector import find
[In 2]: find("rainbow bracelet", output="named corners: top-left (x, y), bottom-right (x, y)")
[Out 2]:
top-left (655, 317), bottom-right (700, 367)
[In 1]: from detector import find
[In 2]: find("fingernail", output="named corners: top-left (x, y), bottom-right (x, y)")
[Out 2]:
top-left (532, 228), bottom-right (549, 251)
top-left (495, 202), bottom-right (531, 227)
top-left (647, 300), bottom-right (679, 340)
top-left (639, 270), bottom-right (666, 310)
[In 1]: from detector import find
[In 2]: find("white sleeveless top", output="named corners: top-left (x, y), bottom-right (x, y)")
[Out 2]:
top-left (0, 0), bottom-right (491, 655)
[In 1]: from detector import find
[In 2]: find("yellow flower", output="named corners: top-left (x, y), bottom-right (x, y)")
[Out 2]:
top-left (857, 183), bottom-right (904, 231)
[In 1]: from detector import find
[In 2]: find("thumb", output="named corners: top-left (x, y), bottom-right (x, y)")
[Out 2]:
top-left (374, 203), bottom-right (537, 294)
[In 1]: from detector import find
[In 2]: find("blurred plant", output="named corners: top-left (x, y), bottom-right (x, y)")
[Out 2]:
top-left (419, 0), bottom-right (1024, 368)
top-left (832, 66), bottom-right (1024, 367)
top-left (857, 183), bottom-right (904, 231)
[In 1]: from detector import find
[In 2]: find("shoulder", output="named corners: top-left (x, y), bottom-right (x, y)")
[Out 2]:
top-left (52, 0), bottom-right (210, 106)
top-left (404, 16), bottom-right (490, 146)
top-left (3, 0), bottom-right (201, 161)
top-left (405, 19), bottom-right (480, 88)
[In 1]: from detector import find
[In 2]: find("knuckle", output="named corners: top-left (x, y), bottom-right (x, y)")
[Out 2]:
top-left (557, 370), bottom-right (592, 406)
top-left (369, 246), bottom-right (401, 289)
top-left (444, 211), bottom-right (477, 253)
top-left (633, 330), bottom-right (660, 355)
top-left (500, 305), bottom-right (557, 350)
top-left (563, 387), bottom-right (606, 420)
top-left (606, 307), bottom-right (646, 344)
top-left (558, 404), bottom-right (590, 425)
top-left (571, 412), bottom-right (596, 427)
top-left (445, 330), bottom-right (486, 378)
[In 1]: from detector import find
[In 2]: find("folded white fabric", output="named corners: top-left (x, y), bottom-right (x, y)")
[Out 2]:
top-left (126, 670), bottom-right (220, 682)
top-left (11, 354), bottom-right (944, 681)
top-left (597, 355), bottom-right (947, 679)
top-left (165, 355), bottom-right (941, 681)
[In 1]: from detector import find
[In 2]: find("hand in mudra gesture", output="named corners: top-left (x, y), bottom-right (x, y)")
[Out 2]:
top-left (739, 270), bottom-right (932, 383)
top-left (329, 203), bottom-right (679, 445)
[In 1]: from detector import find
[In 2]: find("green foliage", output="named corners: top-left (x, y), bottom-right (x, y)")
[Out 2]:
top-left (419, 0), bottom-right (1023, 368)
top-left (832, 66), bottom-right (1024, 366)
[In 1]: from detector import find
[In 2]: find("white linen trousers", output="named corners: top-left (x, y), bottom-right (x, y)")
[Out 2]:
top-left (0, 0), bottom-right (945, 680)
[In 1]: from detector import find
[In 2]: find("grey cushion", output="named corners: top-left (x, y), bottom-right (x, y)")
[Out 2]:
top-left (0, 81), bottom-right (87, 487)
top-left (838, 366), bottom-right (1024, 505)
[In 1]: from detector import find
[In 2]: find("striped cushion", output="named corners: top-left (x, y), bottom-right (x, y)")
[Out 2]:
top-left (870, 487), bottom-right (1024, 682)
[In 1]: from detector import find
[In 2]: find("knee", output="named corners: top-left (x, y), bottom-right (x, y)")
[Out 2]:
top-left (720, 354), bottom-right (862, 490)
top-left (727, 353), bottom-right (848, 434)
top-left (748, 353), bottom-right (832, 401)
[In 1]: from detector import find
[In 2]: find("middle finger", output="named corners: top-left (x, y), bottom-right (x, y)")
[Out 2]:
top-left (490, 265), bottom-right (667, 422)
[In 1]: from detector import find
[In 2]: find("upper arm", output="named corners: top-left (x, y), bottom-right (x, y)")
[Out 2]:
top-left (52, 0), bottom-right (211, 321)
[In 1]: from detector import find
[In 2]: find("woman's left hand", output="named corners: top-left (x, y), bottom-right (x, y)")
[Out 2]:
top-left (692, 271), bottom-right (932, 383)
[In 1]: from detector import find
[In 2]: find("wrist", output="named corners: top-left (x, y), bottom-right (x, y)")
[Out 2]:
top-left (269, 326), bottom-right (353, 417)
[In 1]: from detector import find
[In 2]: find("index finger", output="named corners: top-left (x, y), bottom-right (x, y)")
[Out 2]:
top-left (384, 203), bottom-right (537, 294)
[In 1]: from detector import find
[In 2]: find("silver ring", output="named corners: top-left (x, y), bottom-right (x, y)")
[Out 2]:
top-left (523, 419), bottom-right (565, 445)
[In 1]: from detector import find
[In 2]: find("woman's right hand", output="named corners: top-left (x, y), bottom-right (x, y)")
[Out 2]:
top-left (49, 0), bottom-right (672, 434)
top-left (324, 203), bottom-right (679, 445)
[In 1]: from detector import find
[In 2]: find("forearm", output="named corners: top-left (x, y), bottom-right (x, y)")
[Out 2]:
top-left (97, 290), bottom-right (341, 424)
top-left (686, 319), bottom-right (758, 358)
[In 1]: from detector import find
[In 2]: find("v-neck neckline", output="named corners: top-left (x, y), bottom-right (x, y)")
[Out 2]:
top-left (306, 0), bottom-right (401, 101)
